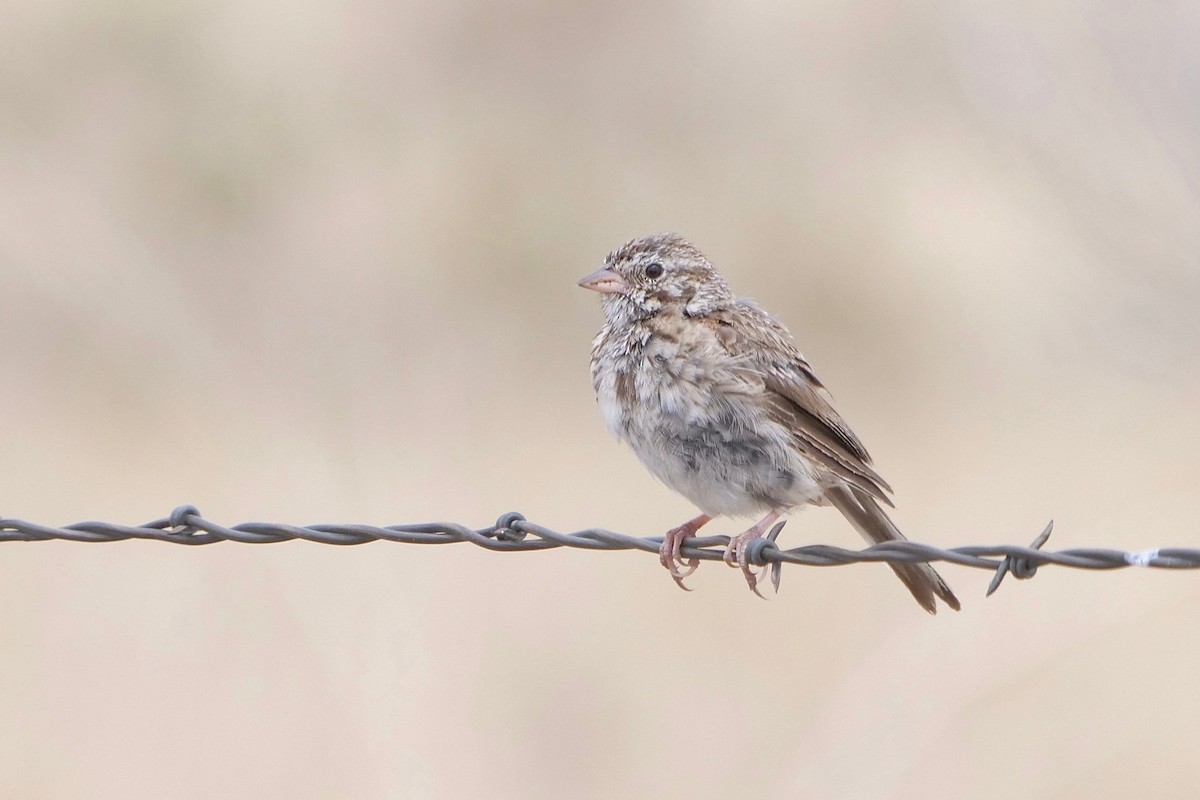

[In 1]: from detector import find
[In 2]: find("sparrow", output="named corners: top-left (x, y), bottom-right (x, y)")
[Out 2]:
top-left (579, 233), bottom-right (959, 613)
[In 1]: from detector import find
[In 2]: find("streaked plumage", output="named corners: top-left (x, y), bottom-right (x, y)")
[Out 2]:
top-left (579, 233), bottom-right (958, 613)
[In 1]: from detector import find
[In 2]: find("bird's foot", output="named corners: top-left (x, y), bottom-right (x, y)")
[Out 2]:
top-left (722, 511), bottom-right (783, 598)
top-left (659, 514), bottom-right (712, 590)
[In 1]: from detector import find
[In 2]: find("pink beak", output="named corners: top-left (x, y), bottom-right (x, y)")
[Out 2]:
top-left (577, 267), bottom-right (627, 294)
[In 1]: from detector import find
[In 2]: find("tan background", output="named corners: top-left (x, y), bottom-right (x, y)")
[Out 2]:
top-left (2, 0), bottom-right (1199, 797)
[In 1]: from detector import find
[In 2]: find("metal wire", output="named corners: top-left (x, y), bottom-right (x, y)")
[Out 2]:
top-left (1, 506), bottom-right (1194, 595)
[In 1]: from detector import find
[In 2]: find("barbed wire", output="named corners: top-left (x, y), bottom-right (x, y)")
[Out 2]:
top-left (2, 506), bottom-right (1196, 596)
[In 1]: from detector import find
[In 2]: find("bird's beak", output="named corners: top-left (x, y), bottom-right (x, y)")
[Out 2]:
top-left (577, 267), bottom-right (627, 294)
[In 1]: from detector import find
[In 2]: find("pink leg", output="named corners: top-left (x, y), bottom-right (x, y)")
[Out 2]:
top-left (660, 513), bottom-right (712, 590)
top-left (723, 510), bottom-right (783, 597)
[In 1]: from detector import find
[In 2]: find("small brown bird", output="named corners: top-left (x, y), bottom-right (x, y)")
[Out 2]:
top-left (579, 233), bottom-right (959, 613)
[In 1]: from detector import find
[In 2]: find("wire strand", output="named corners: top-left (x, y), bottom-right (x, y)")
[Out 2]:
top-left (0, 508), bottom-right (1188, 595)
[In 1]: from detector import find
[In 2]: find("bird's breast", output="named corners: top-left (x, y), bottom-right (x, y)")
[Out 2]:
top-left (594, 320), bottom-right (744, 433)
top-left (591, 318), bottom-right (822, 515)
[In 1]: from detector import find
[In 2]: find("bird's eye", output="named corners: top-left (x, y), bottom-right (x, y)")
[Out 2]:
top-left (645, 262), bottom-right (664, 279)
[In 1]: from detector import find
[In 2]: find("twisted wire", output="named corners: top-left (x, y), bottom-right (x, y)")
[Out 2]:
top-left (1, 506), bottom-right (1193, 595)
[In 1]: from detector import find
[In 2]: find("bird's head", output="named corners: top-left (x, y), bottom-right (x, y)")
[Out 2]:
top-left (578, 233), bottom-right (734, 324)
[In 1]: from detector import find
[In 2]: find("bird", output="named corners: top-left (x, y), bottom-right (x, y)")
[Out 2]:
top-left (578, 233), bottom-right (959, 613)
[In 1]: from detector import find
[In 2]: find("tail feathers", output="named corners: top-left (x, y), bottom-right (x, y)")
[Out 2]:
top-left (824, 484), bottom-right (960, 614)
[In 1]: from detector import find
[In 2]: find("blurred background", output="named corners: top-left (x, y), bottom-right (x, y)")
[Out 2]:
top-left (2, 0), bottom-right (1199, 797)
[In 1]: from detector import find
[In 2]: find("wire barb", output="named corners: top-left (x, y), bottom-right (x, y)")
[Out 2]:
top-left (0, 507), bottom-right (1191, 598)
top-left (986, 521), bottom-right (1054, 596)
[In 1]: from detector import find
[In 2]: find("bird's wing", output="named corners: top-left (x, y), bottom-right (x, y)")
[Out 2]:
top-left (706, 301), bottom-right (894, 505)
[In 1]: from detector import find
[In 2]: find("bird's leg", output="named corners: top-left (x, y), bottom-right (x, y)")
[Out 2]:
top-left (660, 513), bottom-right (712, 590)
top-left (723, 510), bottom-right (783, 596)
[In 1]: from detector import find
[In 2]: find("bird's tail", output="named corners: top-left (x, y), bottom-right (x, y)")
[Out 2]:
top-left (824, 484), bottom-right (960, 614)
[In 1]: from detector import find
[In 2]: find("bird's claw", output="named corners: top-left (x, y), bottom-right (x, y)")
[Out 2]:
top-left (660, 520), bottom-right (703, 591)
top-left (724, 529), bottom-right (773, 599)
top-left (667, 557), bottom-right (698, 591)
